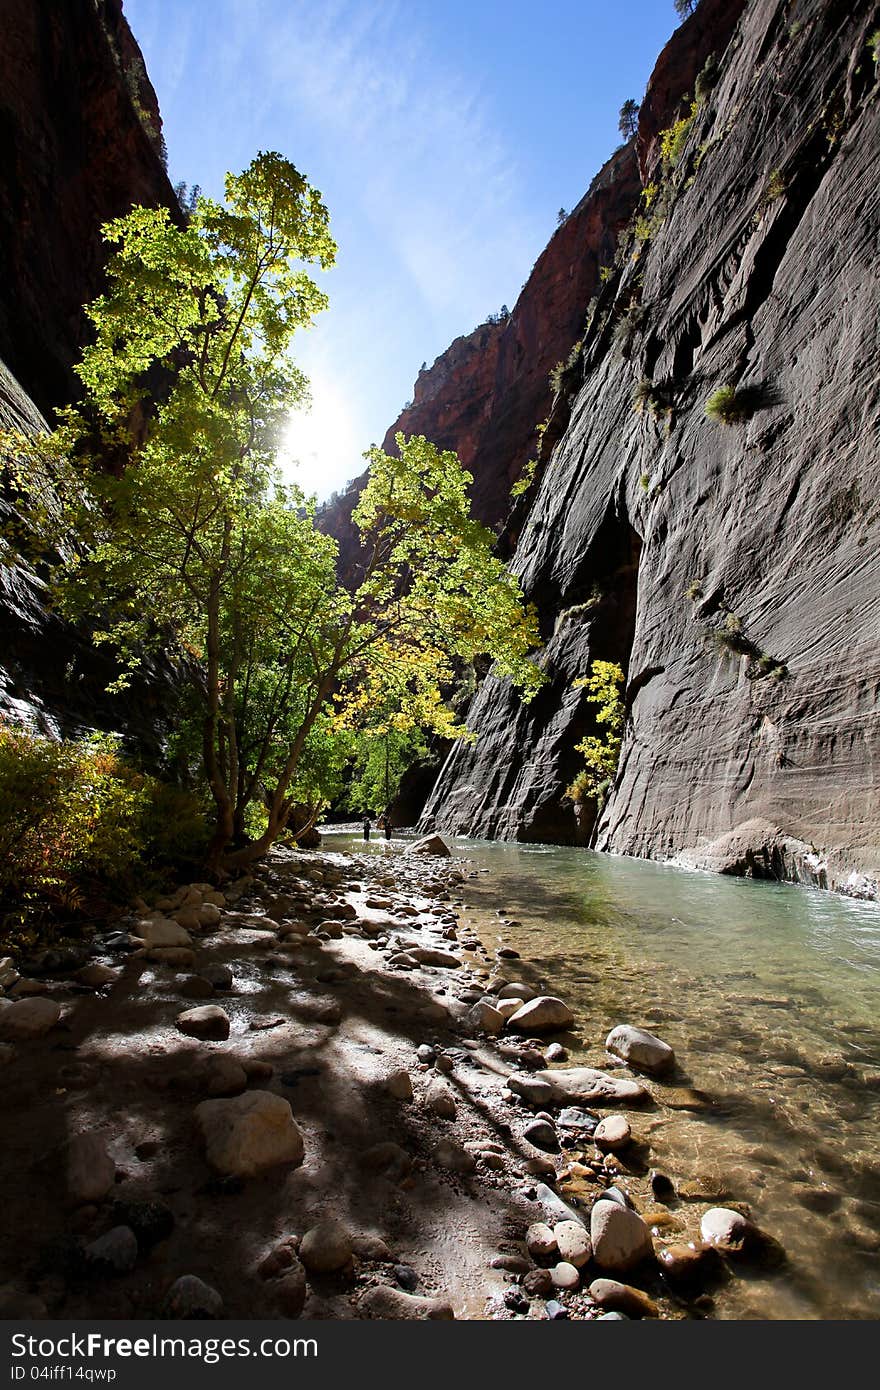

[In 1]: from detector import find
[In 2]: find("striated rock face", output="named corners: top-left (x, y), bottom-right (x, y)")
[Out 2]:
top-left (0, 1), bottom-right (179, 738)
top-left (319, 141), bottom-right (642, 577)
top-left (421, 0), bottom-right (880, 893)
top-left (0, 0), bottom-right (178, 417)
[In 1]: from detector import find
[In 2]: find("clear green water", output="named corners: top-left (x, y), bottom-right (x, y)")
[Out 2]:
top-left (324, 829), bottom-right (880, 1319)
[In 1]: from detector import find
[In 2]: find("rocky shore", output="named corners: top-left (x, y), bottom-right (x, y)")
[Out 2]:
top-left (0, 837), bottom-right (780, 1320)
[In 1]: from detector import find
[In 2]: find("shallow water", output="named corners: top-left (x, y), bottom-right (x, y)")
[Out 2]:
top-left (324, 827), bottom-right (880, 1319)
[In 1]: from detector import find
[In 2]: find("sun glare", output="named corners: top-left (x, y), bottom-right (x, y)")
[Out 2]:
top-left (278, 375), bottom-right (364, 502)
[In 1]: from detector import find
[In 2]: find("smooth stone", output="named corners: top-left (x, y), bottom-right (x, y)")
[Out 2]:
top-left (506, 1075), bottom-right (557, 1107)
top-left (700, 1207), bottom-right (751, 1252)
top-left (425, 1080), bottom-right (457, 1119)
top-left (491, 1254), bottom-right (531, 1274)
top-left (409, 947), bottom-right (461, 968)
top-left (507, 997), bottom-right (574, 1033)
top-left (594, 1115), bottom-right (632, 1152)
top-left (524, 1119), bottom-right (558, 1152)
top-left (163, 1275), bottom-right (223, 1318)
top-left (589, 1277), bottom-right (659, 1317)
top-left (498, 982), bottom-right (537, 1002)
top-left (526, 1222), bottom-right (558, 1260)
top-left (468, 999), bottom-right (504, 1034)
top-left (359, 1142), bottom-right (412, 1179)
top-left (417, 1044), bottom-right (436, 1065)
top-left (534, 1068), bottom-right (649, 1107)
top-left (545, 1300), bottom-right (569, 1319)
top-left (176, 1005), bottom-right (230, 1041)
top-left (656, 1242), bottom-right (719, 1284)
top-left (550, 1261), bottom-right (580, 1290)
top-left (195, 1091), bottom-right (305, 1176)
top-left (67, 1133), bottom-right (116, 1204)
top-left (393, 1264), bottom-right (419, 1292)
top-left (545, 1043), bottom-right (568, 1063)
top-left (606, 1025), bottom-right (675, 1075)
top-left (75, 963), bottom-right (119, 988)
top-left (85, 1225), bottom-right (138, 1275)
top-left (204, 1057), bottom-right (248, 1097)
top-left (351, 1233), bottom-right (393, 1262)
top-left (554, 1220), bottom-right (592, 1268)
top-left (359, 1285), bottom-right (454, 1319)
top-left (590, 1200), bottom-right (654, 1273)
top-left (299, 1220), bottom-right (352, 1273)
top-left (651, 1170), bottom-right (676, 1201)
top-left (0, 997), bottom-right (61, 1039)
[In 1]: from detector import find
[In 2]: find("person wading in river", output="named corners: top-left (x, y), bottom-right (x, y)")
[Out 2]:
top-left (362, 815), bottom-right (372, 842)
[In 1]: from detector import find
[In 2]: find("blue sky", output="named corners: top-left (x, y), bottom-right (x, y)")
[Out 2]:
top-left (125, 0), bottom-right (680, 498)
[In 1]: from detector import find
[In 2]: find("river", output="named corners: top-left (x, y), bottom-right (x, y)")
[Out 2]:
top-left (322, 826), bottom-right (880, 1319)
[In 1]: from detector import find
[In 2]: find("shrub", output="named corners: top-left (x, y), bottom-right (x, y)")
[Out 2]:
top-left (0, 722), bottom-right (207, 946)
top-left (869, 30), bottom-right (879, 66)
top-left (564, 660), bottom-right (625, 803)
top-left (694, 54), bottom-right (719, 105)
top-left (511, 457), bottom-right (538, 500)
top-left (686, 578), bottom-right (704, 600)
top-left (762, 168), bottom-right (787, 203)
top-left (639, 473), bottom-right (650, 491)
top-left (705, 384), bottom-right (747, 424)
top-left (660, 102), bottom-right (699, 169)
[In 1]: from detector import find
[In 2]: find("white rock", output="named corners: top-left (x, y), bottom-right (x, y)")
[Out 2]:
top-left (554, 1219), bottom-right (592, 1268)
top-left (195, 1091), bottom-right (305, 1176)
top-left (385, 1069), bottom-right (414, 1101)
top-left (67, 1133), bottom-right (116, 1203)
top-left (526, 1222), bottom-right (558, 1260)
top-left (425, 1080), bottom-right (456, 1119)
top-left (700, 1207), bottom-right (750, 1251)
top-left (550, 1260), bottom-right (580, 1289)
top-left (498, 982), bottom-right (537, 1002)
top-left (134, 918), bottom-right (193, 948)
top-left (0, 996), bottom-right (61, 1039)
top-left (405, 835), bottom-right (452, 858)
top-left (594, 1115), bottom-right (632, 1152)
top-left (590, 1199), bottom-right (654, 1273)
top-left (605, 1025), bottom-right (675, 1075)
top-left (534, 1067), bottom-right (649, 1106)
top-left (506, 997), bottom-right (574, 1033)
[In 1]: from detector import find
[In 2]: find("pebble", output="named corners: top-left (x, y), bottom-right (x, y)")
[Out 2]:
top-left (594, 1115), bottom-right (632, 1152)
top-left (650, 1170), bottom-right (676, 1201)
top-left (504, 1287), bottom-right (530, 1313)
top-left (84, 1226), bottom-right (138, 1275)
top-left (110, 1200), bottom-right (174, 1250)
top-left (74, 963), bottom-right (119, 989)
top-left (425, 1080), bottom-right (457, 1119)
top-left (204, 1057), bottom-right (248, 1097)
top-left (491, 1254), bottom-right (530, 1274)
top-left (545, 1043), bottom-right (568, 1063)
top-left (299, 1220), bottom-right (353, 1273)
top-left (523, 1119), bottom-right (558, 1152)
top-left (468, 1000), bottom-right (504, 1034)
top-left (550, 1261), bottom-right (580, 1290)
top-left (699, 1207), bottom-right (751, 1252)
top-left (589, 1278), bottom-right (658, 1317)
top-left (526, 1222), bottom-right (558, 1260)
top-left (554, 1220), bottom-right (592, 1268)
top-left (393, 1264), bottom-right (419, 1291)
top-left (544, 1300), bottom-right (569, 1319)
top-left (523, 1267), bottom-right (553, 1296)
top-left (385, 1069), bottom-right (414, 1101)
top-left (176, 1005), bottom-right (230, 1041)
top-left (164, 1275), bottom-right (223, 1318)
top-left (417, 1044), bottom-right (436, 1065)
top-left (179, 975), bottom-right (214, 1000)
top-left (133, 919), bottom-right (192, 949)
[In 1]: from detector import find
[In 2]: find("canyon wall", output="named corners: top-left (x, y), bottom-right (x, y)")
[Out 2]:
top-left (0, 0), bottom-right (179, 737)
top-left (421, 0), bottom-right (880, 895)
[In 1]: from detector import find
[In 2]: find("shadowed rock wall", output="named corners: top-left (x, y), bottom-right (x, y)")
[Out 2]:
top-left (421, 0), bottom-right (880, 895)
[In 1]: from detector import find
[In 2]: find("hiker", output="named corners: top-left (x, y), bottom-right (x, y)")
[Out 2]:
top-left (362, 815), bottom-right (371, 842)
top-left (383, 813), bottom-right (392, 840)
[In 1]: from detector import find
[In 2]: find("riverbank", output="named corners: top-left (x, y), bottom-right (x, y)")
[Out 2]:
top-left (0, 834), bottom-right (799, 1322)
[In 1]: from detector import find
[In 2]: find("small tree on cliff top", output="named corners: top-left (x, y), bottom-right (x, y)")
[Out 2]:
top-left (618, 99), bottom-right (640, 140)
top-left (3, 153), bottom-right (542, 866)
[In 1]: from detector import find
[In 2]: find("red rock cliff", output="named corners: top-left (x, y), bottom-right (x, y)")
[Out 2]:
top-left (0, 0), bottom-right (179, 417)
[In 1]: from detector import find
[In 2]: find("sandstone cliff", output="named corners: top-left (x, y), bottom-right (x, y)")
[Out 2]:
top-left (0, 0), bottom-right (179, 736)
top-left (421, 0), bottom-right (880, 896)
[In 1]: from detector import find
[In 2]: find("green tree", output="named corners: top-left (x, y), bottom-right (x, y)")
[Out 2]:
top-left (618, 99), bottom-right (640, 140)
top-left (674, 0), bottom-right (697, 19)
top-left (3, 156), bottom-right (543, 868)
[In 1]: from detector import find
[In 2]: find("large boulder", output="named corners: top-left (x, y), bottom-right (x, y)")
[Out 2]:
top-left (506, 996), bottom-right (574, 1033)
top-left (605, 1024), bottom-right (675, 1075)
top-left (0, 996), bottom-right (61, 1039)
top-left (405, 835), bottom-right (452, 858)
top-left (133, 918), bottom-right (193, 949)
top-left (590, 1199), bottom-right (654, 1273)
top-left (195, 1091), bottom-right (305, 1177)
